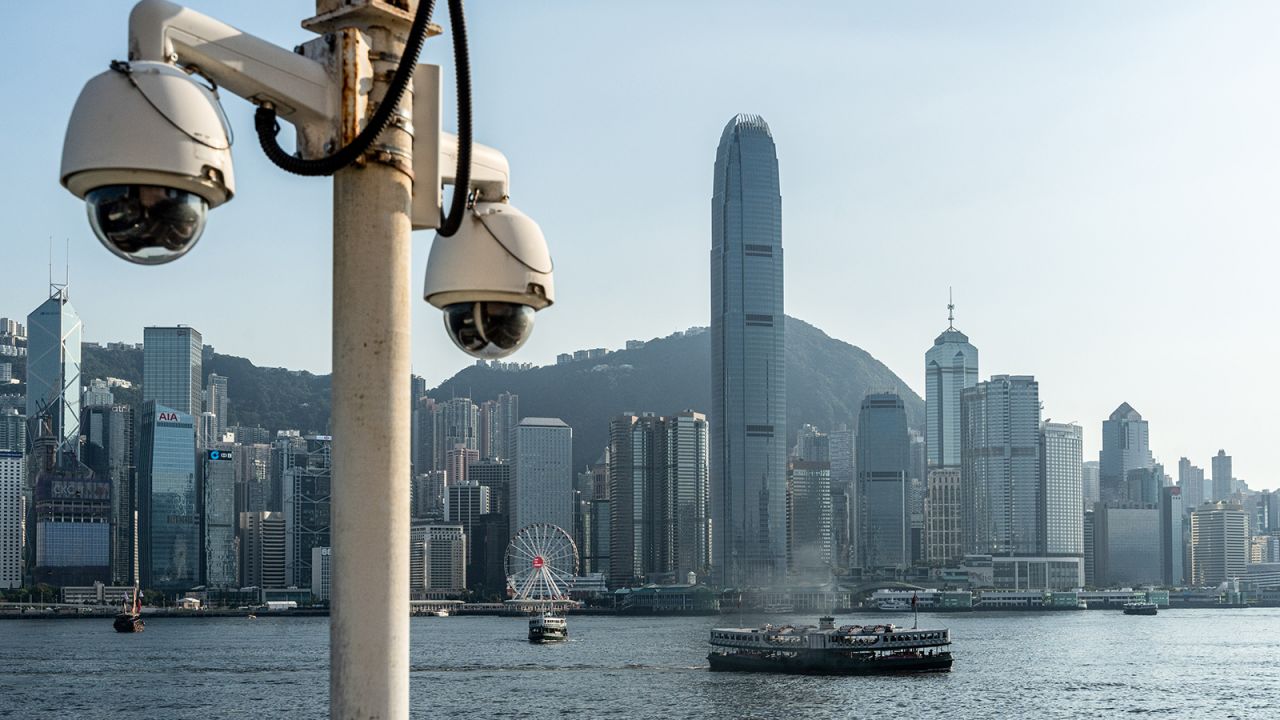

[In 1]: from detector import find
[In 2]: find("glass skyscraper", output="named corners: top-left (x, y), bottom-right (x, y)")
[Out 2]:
top-left (1099, 403), bottom-right (1151, 503)
top-left (961, 375), bottom-right (1041, 556)
top-left (924, 301), bottom-right (977, 468)
top-left (856, 394), bottom-right (910, 570)
top-left (26, 288), bottom-right (81, 459)
top-left (201, 444), bottom-right (237, 587)
top-left (711, 113), bottom-right (786, 588)
top-left (137, 402), bottom-right (199, 590)
top-left (143, 326), bottom-right (203, 417)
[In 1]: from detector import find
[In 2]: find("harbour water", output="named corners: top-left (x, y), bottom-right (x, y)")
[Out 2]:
top-left (5, 608), bottom-right (1280, 719)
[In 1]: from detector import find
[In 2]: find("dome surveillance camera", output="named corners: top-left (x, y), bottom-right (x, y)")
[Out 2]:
top-left (423, 201), bottom-right (554, 359)
top-left (61, 61), bottom-right (234, 264)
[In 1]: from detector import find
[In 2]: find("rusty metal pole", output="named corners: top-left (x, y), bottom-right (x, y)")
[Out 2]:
top-left (308, 2), bottom-right (417, 717)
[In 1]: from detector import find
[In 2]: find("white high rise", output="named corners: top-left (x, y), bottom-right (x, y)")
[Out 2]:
top-left (513, 418), bottom-right (573, 536)
top-left (925, 295), bottom-right (978, 469)
top-left (0, 450), bottom-right (22, 589)
top-left (1040, 422), bottom-right (1083, 556)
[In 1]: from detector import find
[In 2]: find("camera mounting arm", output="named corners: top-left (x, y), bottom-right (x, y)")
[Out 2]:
top-left (127, 0), bottom-right (337, 132)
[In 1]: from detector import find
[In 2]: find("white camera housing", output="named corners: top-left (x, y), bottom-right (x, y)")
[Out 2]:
top-left (423, 201), bottom-right (555, 358)
top-left (61, 61), bottom-right (234, 204)
top-left (61, 61), bottom-right (234, 264)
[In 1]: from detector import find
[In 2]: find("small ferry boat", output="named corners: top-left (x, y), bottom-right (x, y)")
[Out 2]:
top-left (876, 598), bottom-right (914, 612)
top-left (528, 613), bottom-right (568, 643)
top-left (1122, 602), bottom-right (1158, 616)
top-left (425, 608), bottom-right (450, 617)
top-left (113, 587), bottom-right (144, 633)
top-left (708, 619), bottom-right (951, 675)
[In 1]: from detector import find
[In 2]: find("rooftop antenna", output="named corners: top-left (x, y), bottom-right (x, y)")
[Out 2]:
top-left (947, 287), bottom-right (955, 330)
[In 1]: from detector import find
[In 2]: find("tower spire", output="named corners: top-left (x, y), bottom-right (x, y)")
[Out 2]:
top-left (947, 287), bottom-right (955, 330)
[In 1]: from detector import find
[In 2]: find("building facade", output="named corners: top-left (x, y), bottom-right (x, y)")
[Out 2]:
top-left (201, 445), bottom-right (237, 587)
top-left (238, 510), bottom-right (285, 588)
top-left (445, 480), bottom-right (490, 563)
top-left (1099, 403), bottom-right (1152, 503)
top-left (1092, 503), bottom-right (1162, 587)
top-left (0, 450), bottom-right (24, 588)
top-left (786, 459), bottom-right (832, 580)
top-left (1190, 501), bottom-right (1248, 585)
top-left (411, 523), bottom-right (466, 595)
top-left (925, 467), bottom-right (963, 566)
top-left (961, 376), bottom-right (1041, 557)
top-left (513, 418), bottom-right (573, 536)
top-left (137, 402), bottom-right (199, 591)
top-left (1210, 450), bottom-right (1233, 503)
top-left (82, 403), bottom-right (135, 585)
top-left (25, 288), bottom-right (82, 460)
top-left (143, 326), bottom-right (203, 417)
top-left (281, 436), bottom-right (332, 588)
top-left (856, 393), bottom-right (910, 570)
top-left (710, 113), bottom-right (786, 588)
top-left (924, 303), bottom-right (978, 468)
top-left (1040, 422), bottom-right (1083, 557)
top-left (1178, 458), bottom-right (1205, 513)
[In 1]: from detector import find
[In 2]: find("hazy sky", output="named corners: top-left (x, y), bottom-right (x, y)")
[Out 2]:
top-left (1, 1), bottom-right (1274, 488)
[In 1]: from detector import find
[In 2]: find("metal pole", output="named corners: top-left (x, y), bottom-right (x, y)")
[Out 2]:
top-left (328, 7), bottom-right (415, 719)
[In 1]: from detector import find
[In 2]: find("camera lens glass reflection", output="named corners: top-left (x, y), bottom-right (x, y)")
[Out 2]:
top-left (443, 302), bottom-right (534, 358)
top-left (86, 184), bottom-right (207, 264)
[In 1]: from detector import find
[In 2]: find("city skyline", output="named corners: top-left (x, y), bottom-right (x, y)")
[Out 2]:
top-left (3, 1), bottom-right (1273, 487)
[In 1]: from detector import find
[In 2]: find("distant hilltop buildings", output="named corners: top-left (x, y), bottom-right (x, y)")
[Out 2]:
top-left (554, 327), bottom-right (708, 366)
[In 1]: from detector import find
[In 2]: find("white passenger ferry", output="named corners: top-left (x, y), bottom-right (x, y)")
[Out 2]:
top-left (708, 616), bottom-right (952, 675)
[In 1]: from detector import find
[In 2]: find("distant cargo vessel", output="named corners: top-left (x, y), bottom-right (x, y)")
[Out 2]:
top-left (708, 616), bottom-right (952, 675)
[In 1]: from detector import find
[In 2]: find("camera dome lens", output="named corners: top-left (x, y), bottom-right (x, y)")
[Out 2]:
top-left (85, 184), bottom-right (208, 264)
top-left (442, 302), bottom-right (535, 359)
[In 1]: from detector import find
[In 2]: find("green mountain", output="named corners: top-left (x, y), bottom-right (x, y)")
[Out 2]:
top-left (432, 316), bottom-right (923, 471)
top-left (67, 316), bottom-right (920, 469)
top-left (75, 345), bottom-right (331, 434)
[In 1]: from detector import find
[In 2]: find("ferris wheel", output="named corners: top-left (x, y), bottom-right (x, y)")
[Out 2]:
top-left (506, 523), bottom-right (579, 601)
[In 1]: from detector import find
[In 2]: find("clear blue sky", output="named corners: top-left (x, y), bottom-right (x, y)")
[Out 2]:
top-left (1, 1), bottom-right (1274, 488)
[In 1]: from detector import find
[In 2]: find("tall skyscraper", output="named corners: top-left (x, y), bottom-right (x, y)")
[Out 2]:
top-left (0, 450), bottom-right (23, 589)
top-left (1178, 457), bottom-right (1206, 511)
top-left (283, 436), bottom-right (332, 588)
top-left (445, 480), bottom-right (490, 563)
top-left (1081, 461), bottom-right (1101, 507)
top-left (607, 410), bottom-right (711, 586)
top-left (961, 375), bottom-right (1041, 556)
top-left (1099, 403), bottom-right (1152, 503)
top-left (206, 373), bottom-right (229, 437)
top-left (1160, 486), bottom-right (1186, 586)
top-left (856, 393), bottom-right (910, 569)
top-left (446, 444), bottom-right (479, 486)
top-left (1211, 450), bottom-right (1233, 503)
top-left (924, 296), bottom-right (978, 468)
top-left (26, 287), bottom-right (82, 460)
top-left (82, 403), bottom-right (135, 585)
top-left (238, 510), bottom-right (285, 588)
top-left (143, 326), bottom-right (203, 417)
top-left (1040, 422), bottom-right (1083, 556)
top-left (1190, 501), bottom-right (1248, 585)
top-left (468, 459), bottom-right (512, 517)
top-left (492, 392), bottom-right (519, 461)
top-left (440, 397), bottom-right (479, 460)
top-left (710, 113), bottom-right (786, 588)
top-left (828, 424), bottom-right (855, 570)
top-left (201, 445), bottom-right (237, 587)
top-left (137, 402), bottom-right (199, 591)
top-left (786, 459), bottom-right (832, 580)
top-left (512, 418), bottom-right (573, 536)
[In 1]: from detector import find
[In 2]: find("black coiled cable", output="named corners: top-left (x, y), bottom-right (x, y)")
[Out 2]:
top-left (254, 0), bottom-right (472, 237)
